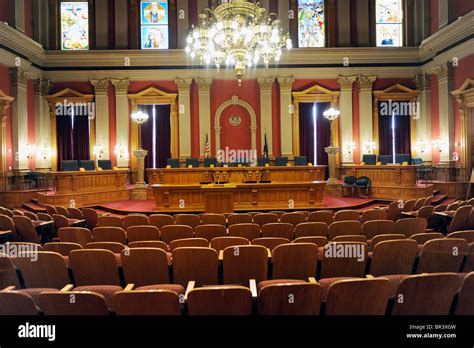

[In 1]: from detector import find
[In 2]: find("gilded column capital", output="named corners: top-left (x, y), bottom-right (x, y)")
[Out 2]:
top-left (432, 63), bottom-right (453, 82)
top-left (358, 75), bottom-right (377, 90)
top-left (90, 78), bottom-right (110, 95)
top-left (258, 77), bottom-right (275, 90)
top-left (33, 79), bottom-right (53, 96)
top-left (111, 78), bottom-right (130, 94)
top-left (195, 78), bottom-right (213, 91)
top-left (175, 78), bottom-right (193, 92)
top-left (414, 74), bottom-right (431, 91)
top-left (277, 77), bottom-right (295, 90)
top-left (9, 68), bottom-right (30, 87)
top-left (338, 75), bottom-right (357, 91)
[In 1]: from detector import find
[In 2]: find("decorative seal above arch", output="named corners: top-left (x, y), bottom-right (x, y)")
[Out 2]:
top-left (214, 95), bottom-right (257, 152)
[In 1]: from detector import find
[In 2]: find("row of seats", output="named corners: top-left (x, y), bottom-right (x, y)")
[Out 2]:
top-left (1, 272), bottom-right (472, 315)
top-left (3, 233), bottom-right (473, 292)
top-left (61, 160), bottom-right (113, 171)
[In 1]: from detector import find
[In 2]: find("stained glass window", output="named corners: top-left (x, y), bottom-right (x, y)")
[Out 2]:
top-left (376, 0), bottom-right (403, 47)
top-left (141, 1), bottom-right (169, 49)
top-left (298, 0), bottom-right (325, 48)
top-left (60, 2), bottom-right (89, 50)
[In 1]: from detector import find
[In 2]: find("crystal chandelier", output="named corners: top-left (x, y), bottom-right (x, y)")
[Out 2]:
top-left (185, 0), bottom-right (292, 84)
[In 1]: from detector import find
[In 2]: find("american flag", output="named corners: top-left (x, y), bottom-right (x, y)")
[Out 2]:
top-left (205, 133), bottom-right (210, 158)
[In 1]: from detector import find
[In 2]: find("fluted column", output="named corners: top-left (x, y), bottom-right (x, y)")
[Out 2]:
top-left (90, 78), bottom-right (110, 161)
top-left (9, 68), bottom-right (30, 170)
top-left (33, 79), bottom-right (52, 169)
top-left (176, 78), bottom-right (193, 159)
top-left (433, 63), bottom-right (455, 163)
top-left (278, 77), bottom-right (295, 157)
top-left (111, 79), bottom-right (130, 167)
top-left (358, 75), bottom-right (377, 161)
top-left (258, 78), bottom-right (274, 156)
top-left (414, 74), bottom-right (432, 162)
top-left (196, 78), bottom-right (212, 157)
top-left (0, 92), bottom-right (14, 174)
top-left (338, 76), bottom-right (357, 164)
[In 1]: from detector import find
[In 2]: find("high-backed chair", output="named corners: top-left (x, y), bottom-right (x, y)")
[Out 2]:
top-left (275, 156), bottom-right (288, 166)
top-left (258, 280), bottom-right (322, 315)
top-left (369, 240), bottom-right (418, 276)
top-left (328, 221), bottom-right (361, 240)
top-left (122, 214), bottom-right (149, 229)
top-left (0, 253), bottom-right (21, 288)
top-left (204, 157), bottom-right (218, 167)
top-left (334, 210), bottom-right (360, 222)
top-left (0, 289), bottom-right (40, 315)
top-left (92, 227), bottom-right (127, 244)
top-left (121, 248), bottom-right (170, 286)
top-left (319, 242), bottom-right (368, 279)
top-left (361, 220), bottom-right (395, 240)
top-left (378, 155), bottom-right (392, 165)
top-left (168, 238), bottom-right (209, 252)
top-left (149, 214), bottom-right (174, 229)
top-left (253, 213), bottom-right (279, 227)
top-left (39, 291), bottom-right (110, 315)
top-left (223, 245), bottom-right (268, 285)
top-left (114, 289), bottom-right (182, 315)
top-left (58, 227), bottom-right (93, 247)
top-left (280, 212), bottom-right (306, 226)
top-left (293, 236), bottom-right (328, 247)
top-left (294, 222), bottom-right (328, 238)
top-left (160, 225), bottom-right (194, 244)
top-left (293, 156), bottom-right (307, 166)
top-left (210, 237), bottom-right (249, 253)
top-left (261, 222), bottom-right (294, 240)
top-left (391, 273), bottom-right (463, 315)
top-left (448, 205), bottom-right (472, 233)
top-left (362, 154), bottom-right (376, 165)
top-left (61, 160), bottom-right (79, 171)
top-left (185, 158), bottom-right (199, 168)
top-left (385, 201), bottom-right (402, 221)
top-left (252, 237), bottom-right (290, 251)
top-left (82, 208), bottom-right (99, 230)
top-left (194, 224), bottom-right (227, 242)
top-left (126, 225), bottom-right (160, 242)
top-left (166, 158), bottom-right (179, 168)
top-left (272, 243), bottom-right (318, 279)
top-left (228, 223), bottom-right (260, 241)
top-left (307, 211), bottom-right (334, 225)
top-left (447, 230), bottom-right (474, 243)
top-left (97, 216), bottom-right (123, 228)
top-left (416, 238), bottom-right (469, 273)
top-left (12, 216), bottom-right (40, 243)
top-left (227, 213), bottom-right (253, 226)
top-left (79, 160), bottom-right (95, 171)
top-left (97, 159), bottom-right (113, 170)
top-left (174, 214), bottom-right (200, 229)
top-left (394, 218), bottom-right (427, 237)
top-left (69, 249), bottom-right (121, 286)
top-left (187, 285), bottom-right (253, 315)
top-left (360, 209), bottom-right (387, 224)
top-left (455, 272), bottom-right (474, 315)
top-left (325, 278), bottom-right (391, 315)
top-left (201, 213), bottom-right (227, 226)
top-left (172, 247), bottom-right (218, 287)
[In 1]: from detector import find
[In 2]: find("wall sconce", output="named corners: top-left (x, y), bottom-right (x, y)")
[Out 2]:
top-left (363, 141), bottom-right (376, 154)
top-left (415, 140), bottom-right (428, 154)
top-left (22, 143), bottom-right (36, 159)
top-left (114, 144), bottom-right (129, 159)
top-left (39, 143), bottom-right (53, 160)
top-left (431, 137), bottom-right (445, 153)
top-left (344, 142), bottom-right (356, 154)
top-left (93, 145), bottom-right (105, 159)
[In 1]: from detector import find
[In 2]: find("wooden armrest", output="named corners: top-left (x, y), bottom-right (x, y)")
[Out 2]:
top-left (124, 284), bottom-right (134, 291)
top-left (249, 279), bottom-right (257, 298)
top-left (60, 284), bottom-right (74, 292)
top-left (184, 281), bottom-right (195, 301)
top-left (366, 275), bottom-right (374, 279)
top-left (3, 286), bottom-right (16, 291)
top-left (218, 250), bottom-right (223, 261)
top-left (267, 249), bottom-right (272, 258)
top-left (308, 277), bottom-right (317, 284)
top-left (0, 230), bottom-right (12, 236)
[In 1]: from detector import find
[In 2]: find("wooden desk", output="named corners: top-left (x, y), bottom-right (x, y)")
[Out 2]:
top-left (340, 165), bottom-right (433, 200)
top-left (37, 170), bottom-right (131, 207)
top-left (147, 166), bottom-right (326, 185)
top-left (151, 181), bottom-right (326, 213)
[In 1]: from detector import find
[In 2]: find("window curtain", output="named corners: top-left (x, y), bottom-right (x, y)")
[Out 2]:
top-left (140, 104), bottom-right (171, 169)
top-left (72, 106), bottom-right (90, 161)
top-left (298, 102), bottom-right (331, 171)
top-left (56, 113), bottom-right (73, 171)
top-left (378, 101), bottom-right (412, 155)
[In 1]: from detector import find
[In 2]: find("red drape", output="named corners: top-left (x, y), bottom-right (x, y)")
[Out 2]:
top-left (73, 112), bottom-right (90, 161)
top-left (140, 104), bottom-right (171, 169)
top-left (56, 114), bottom-right (73, 171)
top-left (378, 101), bottom-right (412, 155)
top-left (298, 102), bottom-right (331, 169)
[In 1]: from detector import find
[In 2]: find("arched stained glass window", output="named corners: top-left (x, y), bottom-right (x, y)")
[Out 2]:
top-left (298, 0), bottom-right (325, 48)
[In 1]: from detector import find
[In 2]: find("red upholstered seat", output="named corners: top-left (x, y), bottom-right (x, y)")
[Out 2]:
top-left (73, 285), bottom-right (123, 311)
top-left (136, 284), bottom-right (185, 295)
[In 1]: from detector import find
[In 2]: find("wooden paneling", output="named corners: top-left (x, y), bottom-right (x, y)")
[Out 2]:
top-left (53, 170), bottom-right (130, 194)
top-left (37, 188), bottom-right (131, 207)
top-left (151, 182), bottom-right (326, 213)
top-left (147, 166), bottom-right (326, 185)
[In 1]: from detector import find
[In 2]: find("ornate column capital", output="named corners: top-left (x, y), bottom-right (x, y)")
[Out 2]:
top-left (432, 63), bottom-right (454, 82)
top-left (277, 77), bottom-right (295, 91)
top-left (338, 75), bottom-right (357, 91)
top-left (90, 78), bottom-right (110, 95)
top-left (33, 79), bottom-right (53, 96)
top-left (258, 77), bottom-right (274, 91)
top-left (414, 74), bottom-right (431, 91)
top-left (175, 78), bottom-right (193, 92)
top-left (9, 68), bottom-right (30, 87)
top-left (195, 78), bottom-right (213, 91)
top-left (111, 78), bottom-right (130, 94)
top-left (358, 75), bottom-right (377, 90)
